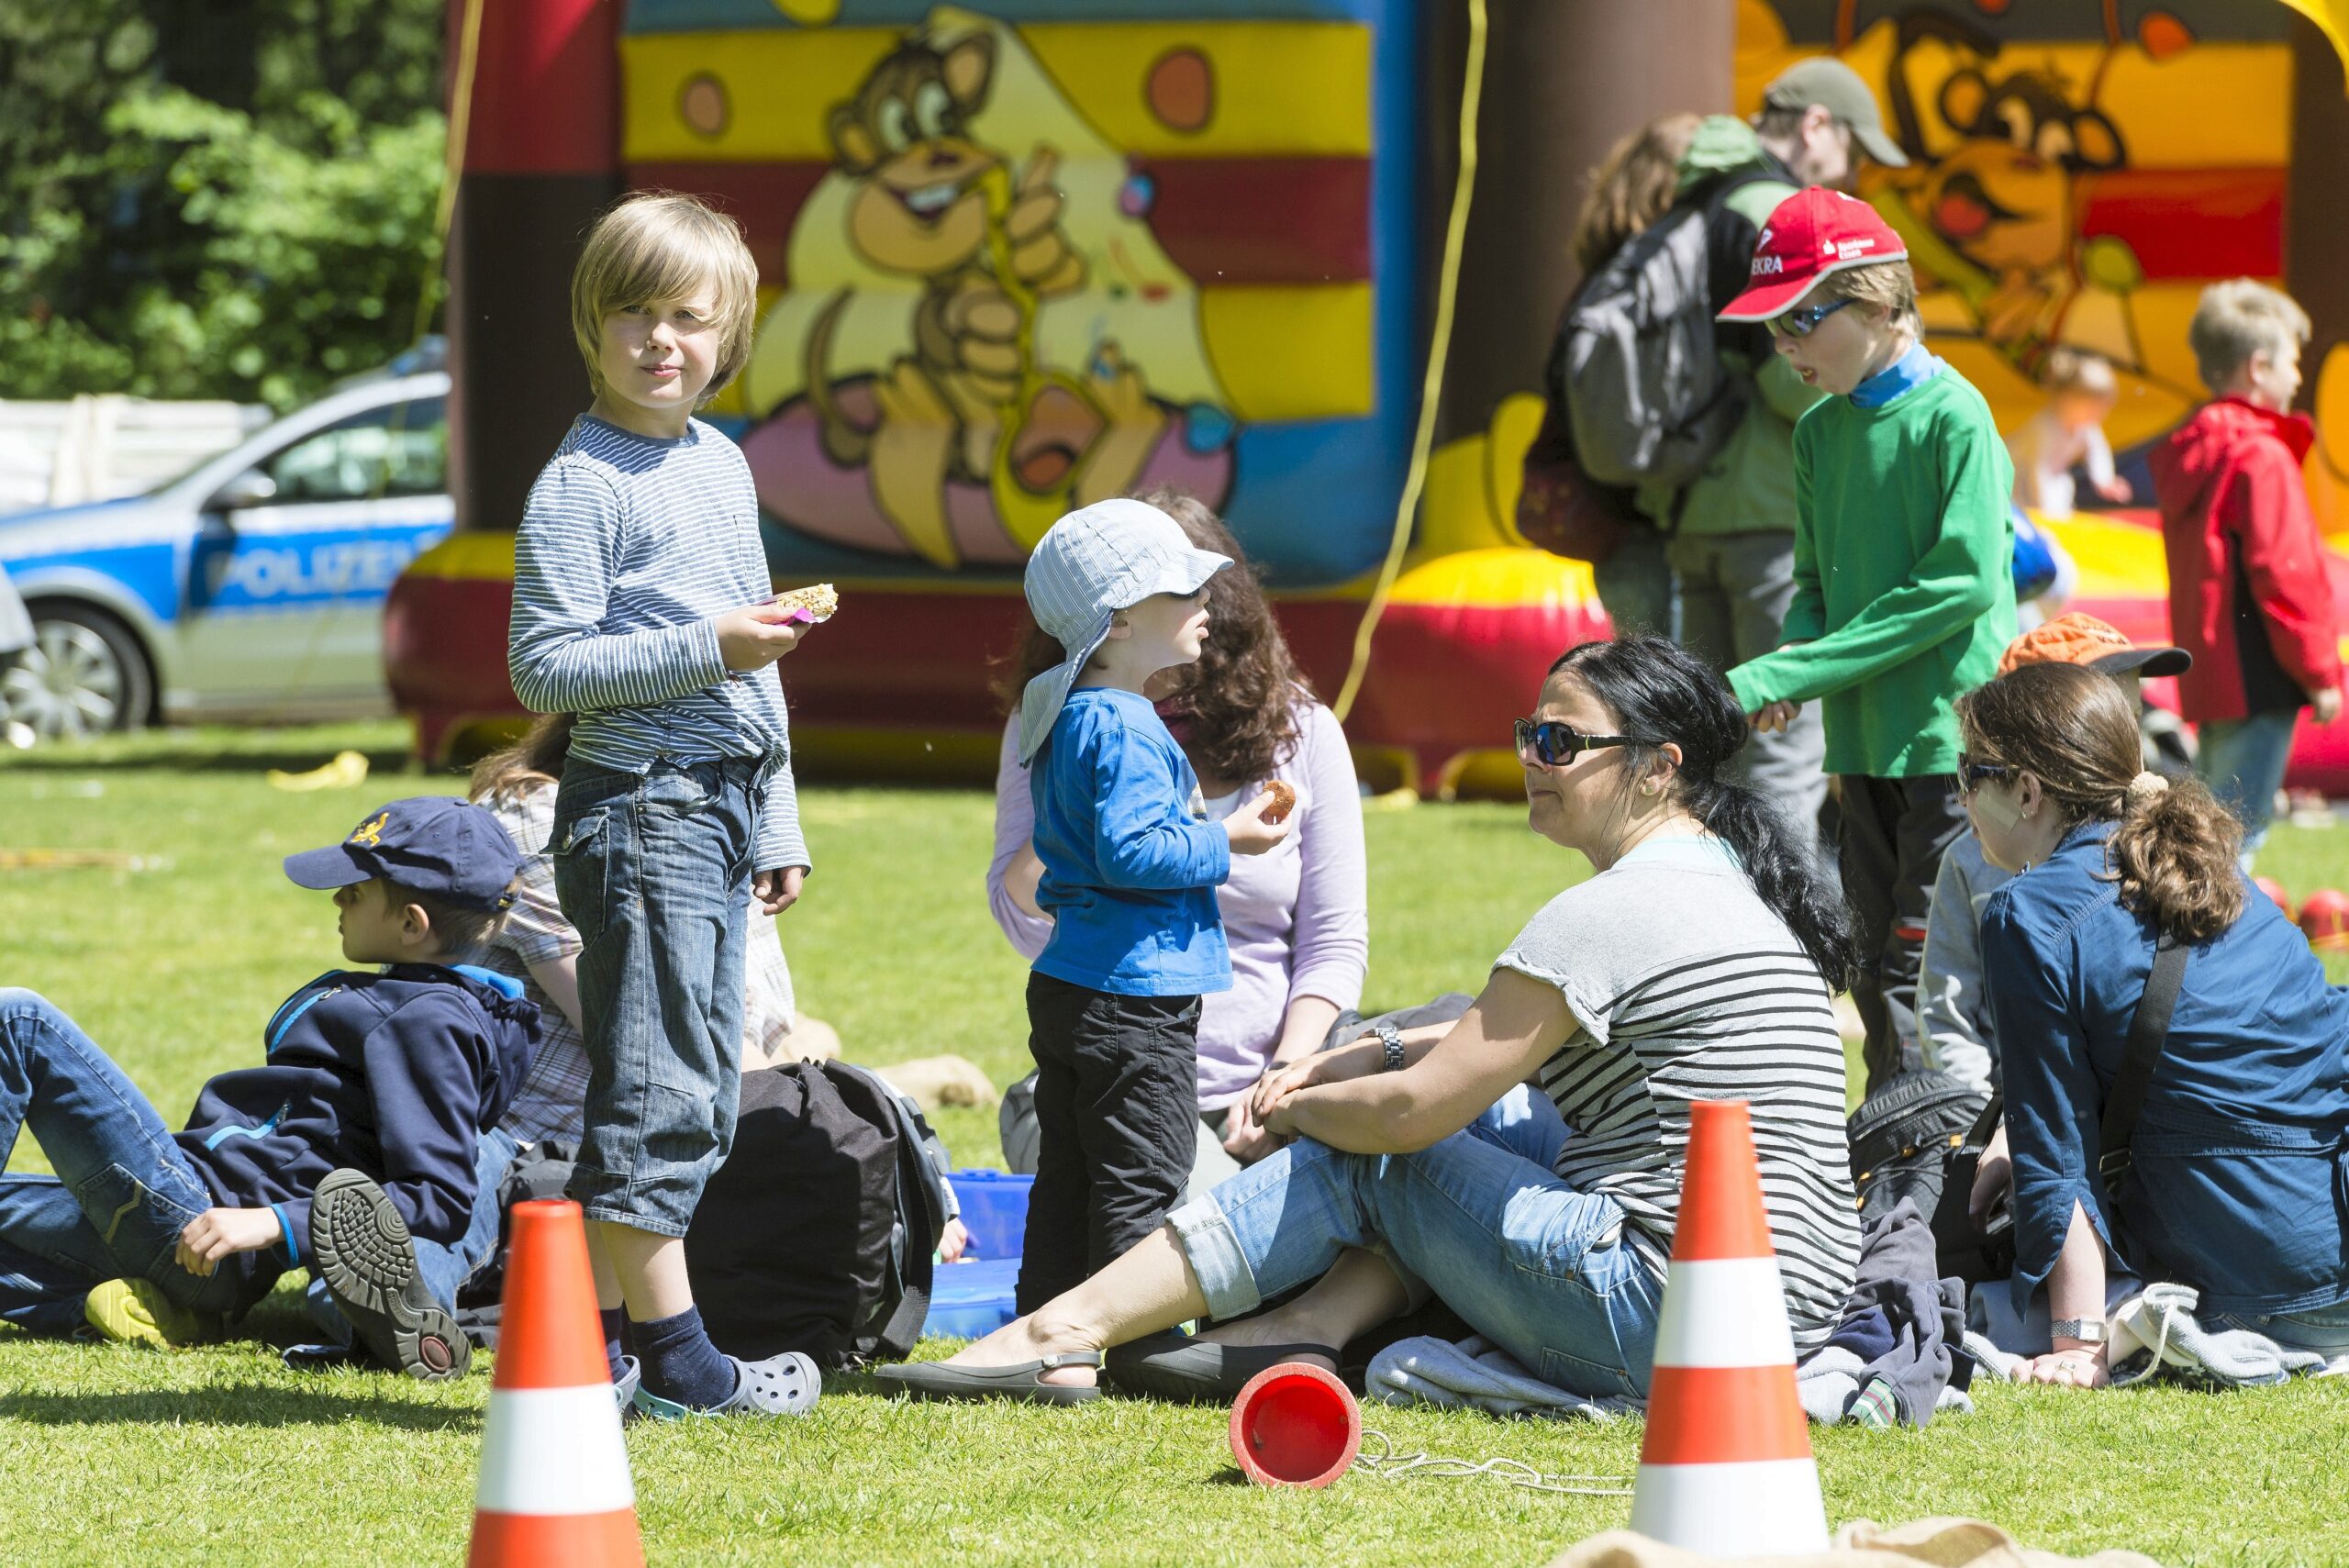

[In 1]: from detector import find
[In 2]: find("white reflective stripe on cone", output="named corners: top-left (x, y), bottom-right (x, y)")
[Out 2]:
top-left (1650, 1257), bottom-right (1798, 1369)
top-left (1628, 1459), bottom-right (1829, 1556)
top-left (475, 1385), bottom-right (637, 1515)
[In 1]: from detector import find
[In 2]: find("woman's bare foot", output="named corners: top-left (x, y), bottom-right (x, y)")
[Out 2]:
top-left (936, 1310), bottom-right (1101, 1386)
top-left (1196, 1307), bottom-right (1339, 1372)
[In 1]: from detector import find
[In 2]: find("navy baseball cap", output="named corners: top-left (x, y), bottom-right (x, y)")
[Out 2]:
top-left (284, 796), bottom-right (521, 912)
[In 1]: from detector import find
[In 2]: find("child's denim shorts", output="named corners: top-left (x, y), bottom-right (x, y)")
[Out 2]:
top-left (551, 754), bottom-right (759, 1237)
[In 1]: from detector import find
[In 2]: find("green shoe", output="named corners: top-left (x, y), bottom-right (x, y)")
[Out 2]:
top-left (84, 1278), bottom-right (220, 1350)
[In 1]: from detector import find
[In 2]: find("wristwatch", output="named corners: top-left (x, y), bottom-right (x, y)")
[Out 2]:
top-left (2050, 1318), bottom-right (2106, 1345)
top-left (1375, 1021), bottom-right (1407, 1073)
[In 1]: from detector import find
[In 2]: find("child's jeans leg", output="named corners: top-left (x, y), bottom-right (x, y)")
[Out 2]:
top-left (553, 758), bottom-right (756, 1240)
top-left (2195, 709), bottom-right (2299, 866)
top-left (0, 990), bottom-right (265, 1326)
top-left (302, 1126), bottom-right (520, 1346)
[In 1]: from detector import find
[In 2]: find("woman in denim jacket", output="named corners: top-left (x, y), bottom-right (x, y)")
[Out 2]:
top-left (1957, 661), bottom-right (2349, 1388)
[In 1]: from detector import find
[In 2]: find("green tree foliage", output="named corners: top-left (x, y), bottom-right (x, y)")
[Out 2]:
top-left (0, 0), bottom-right (448, 409)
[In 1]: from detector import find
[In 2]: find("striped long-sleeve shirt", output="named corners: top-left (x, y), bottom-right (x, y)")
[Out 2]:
top-left (507, 414), bottom-right (807, 872)
top-left (1495, 835), bottom-right (1860, 1352)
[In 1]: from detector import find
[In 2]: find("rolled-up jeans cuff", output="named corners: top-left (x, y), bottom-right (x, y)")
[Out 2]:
top-left (1167, 1195), bottom-right (1262, 1321)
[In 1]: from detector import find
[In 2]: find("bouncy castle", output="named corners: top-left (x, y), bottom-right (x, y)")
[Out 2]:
top-left (389, 0), bottom-right (2349, 793)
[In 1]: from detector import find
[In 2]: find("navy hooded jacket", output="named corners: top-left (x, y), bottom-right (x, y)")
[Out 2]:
top-left (173, 963), bottom-right (538, 1266)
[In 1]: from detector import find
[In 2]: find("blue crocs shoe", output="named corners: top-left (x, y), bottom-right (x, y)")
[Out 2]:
top-left (613, 1353), bottom-right (642, 1420)
top-left (631, 1351), bottom-right (820, 1420)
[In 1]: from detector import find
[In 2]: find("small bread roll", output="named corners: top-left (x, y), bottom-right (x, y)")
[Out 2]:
top-left (1263, 780), bottom-right (1297, 824)
top-left (771, 583), bottom-right (839, 622)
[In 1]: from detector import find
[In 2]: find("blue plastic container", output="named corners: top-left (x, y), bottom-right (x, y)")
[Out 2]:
top-left (923, 1255), bottom-right (1023, 1340)
top-left (945, 1168), bottom-right (1032, 1263)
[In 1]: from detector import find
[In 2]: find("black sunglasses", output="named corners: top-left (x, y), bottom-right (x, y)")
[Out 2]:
top-left (1514, 717), bottom-right (1645, 766)
top-left (1957, 753), bottom-right (2015, 795)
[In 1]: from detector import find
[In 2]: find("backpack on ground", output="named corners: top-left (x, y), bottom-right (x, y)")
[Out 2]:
top-left (685, 1060), bottom-right (952, 1367)
top-left (1847, 1068), bottom-right (1990, 1229)
top-left (1556, 171), bottom-right (1774, 494)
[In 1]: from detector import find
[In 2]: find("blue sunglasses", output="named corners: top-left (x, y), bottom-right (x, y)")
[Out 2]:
top-left (1767, 297), bottom-right (1856, 339)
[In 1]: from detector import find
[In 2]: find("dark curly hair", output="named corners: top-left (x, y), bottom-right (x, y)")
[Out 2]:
top-left (995, 489), bottom-right (1310, 784)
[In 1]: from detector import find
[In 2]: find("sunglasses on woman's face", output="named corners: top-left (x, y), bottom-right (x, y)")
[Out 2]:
top-left (1514, 718), bottom-right (1642, 767)
top-left (1956, 753), bottom-right (2016, 796)
top-left (1766, 296), bottom-right (1856, 339)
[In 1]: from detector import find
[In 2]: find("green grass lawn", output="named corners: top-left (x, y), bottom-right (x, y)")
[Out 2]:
top-left (1, 723), bottom-right (2344, 1566)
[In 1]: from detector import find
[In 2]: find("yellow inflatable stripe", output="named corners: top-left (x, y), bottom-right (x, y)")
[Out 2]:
top-left (1200, 284), bottom-right (1374, 421)
top-left (620, 22), bottom-right (1370, 163)
top-left (1736, 35), bottom-right (2288, 170)
top-left (1385, 547), bottom-right (1598, 611)
top-left (2041, 513), bottom-right (2168, 600)
top-left (406, 530), bottom-right (517, 581)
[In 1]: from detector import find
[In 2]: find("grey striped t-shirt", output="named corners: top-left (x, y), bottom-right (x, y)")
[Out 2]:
top-left (1496, 835), bottom-right (1860, 1351)
top-left (508, 414), bottom-right (807, 872)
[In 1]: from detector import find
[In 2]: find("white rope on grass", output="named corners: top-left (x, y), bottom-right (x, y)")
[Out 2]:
top-left (1350, 1428), bottom-right (1634, 1497)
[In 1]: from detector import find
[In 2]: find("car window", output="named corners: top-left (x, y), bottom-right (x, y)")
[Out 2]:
top-left (261, 399), bottom-right (448, 503)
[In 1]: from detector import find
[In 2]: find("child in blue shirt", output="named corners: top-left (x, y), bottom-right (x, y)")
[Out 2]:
top-left (1008, 499), bottom-right (1291, 1316)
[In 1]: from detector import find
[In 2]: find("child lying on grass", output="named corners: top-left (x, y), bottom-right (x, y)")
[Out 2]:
top-left (0, 796), bottom-right (538, 1380)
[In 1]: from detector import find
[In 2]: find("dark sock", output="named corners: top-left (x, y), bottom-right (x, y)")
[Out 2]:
top-left (600, 1307), bottom-right (626, 1383)
top-left (633, 1306), bottom-right (737, 1409)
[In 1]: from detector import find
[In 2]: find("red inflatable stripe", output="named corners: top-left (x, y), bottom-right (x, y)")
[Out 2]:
top-left (1638, 1365), bottom-right (1813, 1466)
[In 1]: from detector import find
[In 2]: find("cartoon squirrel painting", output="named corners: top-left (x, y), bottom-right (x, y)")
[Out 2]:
top-left (805, 31), bottom-right (1168, 566)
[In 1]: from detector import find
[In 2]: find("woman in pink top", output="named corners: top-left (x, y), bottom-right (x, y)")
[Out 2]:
top-left (989, 492), bottom-right (1369, 1193)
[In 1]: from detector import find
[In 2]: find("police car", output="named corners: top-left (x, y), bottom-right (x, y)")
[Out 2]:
top-left (0, 345), bottom-right (454, 740)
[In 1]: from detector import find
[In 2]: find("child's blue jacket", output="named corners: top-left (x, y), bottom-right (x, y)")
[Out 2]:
top-left (1030, 687), bottom-right (1232, 996)
top-left (173, 964), bottom-right (538, 1266)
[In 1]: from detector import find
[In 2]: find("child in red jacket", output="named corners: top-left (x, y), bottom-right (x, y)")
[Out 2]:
top-left (2150, 280), bottom-right (2343, 865)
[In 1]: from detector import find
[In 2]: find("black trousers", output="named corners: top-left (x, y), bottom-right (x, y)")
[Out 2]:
top-left (1016, 973), bottom-right (1202, 1315)
top-left (1835, 773), bottom-right (1969, 1095)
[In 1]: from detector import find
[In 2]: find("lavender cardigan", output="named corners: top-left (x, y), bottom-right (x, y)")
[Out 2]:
top-left (988, 697), bottom-right (1369, 1108)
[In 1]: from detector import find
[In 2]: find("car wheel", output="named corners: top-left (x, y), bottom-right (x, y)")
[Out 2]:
top-left (0, 604), bottom-right (154, 740)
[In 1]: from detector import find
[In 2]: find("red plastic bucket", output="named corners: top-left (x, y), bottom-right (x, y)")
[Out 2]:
top-left (1227, 1361), bottom-right (1361, 1488)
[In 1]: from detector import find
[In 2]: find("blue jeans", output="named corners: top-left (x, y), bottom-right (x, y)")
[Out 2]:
top-left (2210, 1297), bottom-right (2349, 1355)
top-left (553, 755), bottom-right (758, 1237)
top-left (2197, 708), bottom-right (2299, 863)
top-left (302, 1126), bottom-right (519, 1346)
top-left (1166, 1088), bottom-right (1664, 1399)
top-left (0, 990), bottom-right (279, 1337)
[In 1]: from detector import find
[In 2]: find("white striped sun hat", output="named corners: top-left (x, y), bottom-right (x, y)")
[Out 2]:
top-left (1018, 499), bottom-right (1231, 764)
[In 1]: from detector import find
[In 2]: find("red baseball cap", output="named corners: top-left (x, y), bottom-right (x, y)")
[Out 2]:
top-left (1716, 186), bottom-right (1909, 322)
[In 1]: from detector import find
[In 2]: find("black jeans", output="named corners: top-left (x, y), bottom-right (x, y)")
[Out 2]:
top-left (1836, 773), bottom-right (1968, 1094)
top-left (1016, 973), bottom-right (1202, 1315)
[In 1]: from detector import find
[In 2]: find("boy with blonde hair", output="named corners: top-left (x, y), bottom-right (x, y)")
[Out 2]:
top-left (2150, 279), bottom-right (2343, 864)
top-left (507, 191), bottom-right (821, 1418)
top-left (1716, 187), bottom-right (2017, 1092)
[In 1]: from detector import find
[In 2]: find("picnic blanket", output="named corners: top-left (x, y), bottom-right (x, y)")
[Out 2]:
top-left (1542, 1518), bottom-right (2165, 1567)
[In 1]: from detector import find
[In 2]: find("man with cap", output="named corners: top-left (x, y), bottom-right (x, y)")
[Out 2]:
top-left (1918, 616), bottom-right (2192, 1094)
top-left (1644, 54), bottom-right (1908, 856)
top-left (0, 795), bottom-right (539, 1383)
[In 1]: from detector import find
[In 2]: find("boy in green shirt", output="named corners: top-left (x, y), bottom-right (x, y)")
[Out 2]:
top-left (1716, 187), bottom-right (2016, 1092)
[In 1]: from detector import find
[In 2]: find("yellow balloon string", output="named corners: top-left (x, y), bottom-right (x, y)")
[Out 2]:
top-left (1333, 0), bottom-right (1489, 723)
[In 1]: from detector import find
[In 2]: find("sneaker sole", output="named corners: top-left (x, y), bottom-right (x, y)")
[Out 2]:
top-left (309, 1170), bottom-right (471, 1382)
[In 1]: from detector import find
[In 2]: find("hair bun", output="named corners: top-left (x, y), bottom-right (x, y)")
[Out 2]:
top-left (2126, 771), bottom-right (2171, 807)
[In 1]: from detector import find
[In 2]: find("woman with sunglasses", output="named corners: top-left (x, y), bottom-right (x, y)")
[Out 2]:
top-left (988, 491), bottom-right (1369, 1195)
top-left (887, 635), bottom-right (1861, 1404)
top-left (1954, 662), bottom-right (2349, 1389)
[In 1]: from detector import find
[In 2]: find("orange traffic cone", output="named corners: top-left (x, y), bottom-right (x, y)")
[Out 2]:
top-left (467, 1200), bottom-right (643, 1567)
top-left (1627, 1099), bottom-right (1827, 1556)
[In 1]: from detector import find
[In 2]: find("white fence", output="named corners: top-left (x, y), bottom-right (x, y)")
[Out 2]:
top-left (0, 395), bottom-right (270, 515)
